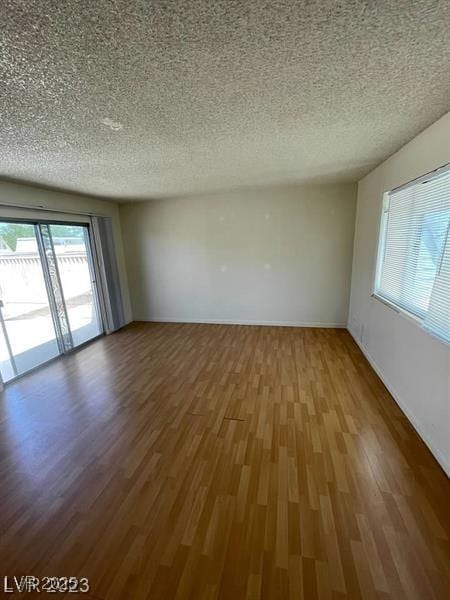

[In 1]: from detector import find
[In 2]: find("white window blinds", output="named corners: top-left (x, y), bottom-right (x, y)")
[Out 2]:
top-left (375, 164), bottom-right (450, 344)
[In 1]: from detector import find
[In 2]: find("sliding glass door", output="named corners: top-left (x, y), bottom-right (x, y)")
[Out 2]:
top-left (0, 222), bottom-right (60, 380)
top-left (0, 220), bottom-right (103, 383)
top-left (49, 224), bottom-right (102, 347)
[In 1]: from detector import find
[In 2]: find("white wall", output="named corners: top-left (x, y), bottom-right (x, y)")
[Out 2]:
top-left (0, 182), bottom-right (132, 323)
top-left (348, 112), bottom-right (450, 475)
top-left (120, 183), bottom-right (357, 327)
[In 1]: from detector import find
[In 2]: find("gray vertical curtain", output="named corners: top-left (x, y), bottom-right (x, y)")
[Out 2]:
top-left (91, 216), bottom-right (126, 333)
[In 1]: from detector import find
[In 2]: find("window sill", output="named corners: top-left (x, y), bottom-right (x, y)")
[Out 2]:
top-left (371, 294), bottom-right (450, 346)
top-left (371, 294), bottom-right (422, 325)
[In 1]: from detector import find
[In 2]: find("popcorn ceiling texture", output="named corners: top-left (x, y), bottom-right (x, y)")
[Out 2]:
top-left (1, 0), bottom-right (449, 200)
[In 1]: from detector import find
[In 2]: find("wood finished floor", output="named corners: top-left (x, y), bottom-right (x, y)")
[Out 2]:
top-left (0, 322), bottom-right (448, 599)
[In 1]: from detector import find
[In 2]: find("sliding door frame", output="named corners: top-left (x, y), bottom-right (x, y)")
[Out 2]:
top-left (35, 224), bottom-right (67, 355)
top-left (0, 216), bottom-right (107, 385)
top-left (85, 225), bottom-right (109, 336)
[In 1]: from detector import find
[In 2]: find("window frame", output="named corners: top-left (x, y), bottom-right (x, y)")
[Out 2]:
top-left (373, 163), bottom-right (450, 339)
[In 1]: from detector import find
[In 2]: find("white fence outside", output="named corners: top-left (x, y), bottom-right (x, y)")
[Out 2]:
top-left (0, 253), bottom-right (91, 318)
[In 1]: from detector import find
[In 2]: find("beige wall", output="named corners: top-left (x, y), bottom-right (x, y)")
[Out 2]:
top-left (0, 181), bottom-right (132, 323)
top-left (120, 183), bottom-right (357, 327)
top-left (348, 112), bottom-right (450, 474)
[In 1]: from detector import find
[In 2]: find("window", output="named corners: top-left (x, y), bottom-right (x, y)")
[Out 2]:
top-left (374, 164), bottom-right (450, 344)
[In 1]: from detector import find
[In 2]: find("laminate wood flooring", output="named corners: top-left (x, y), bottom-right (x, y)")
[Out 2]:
top-left (0, 323), bottom-right (448, 599)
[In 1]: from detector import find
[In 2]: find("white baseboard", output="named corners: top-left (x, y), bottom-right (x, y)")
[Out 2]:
top-left (144, 317), bottom-right (347, 328)
top-left (348, 325), bottom-right (450, 477)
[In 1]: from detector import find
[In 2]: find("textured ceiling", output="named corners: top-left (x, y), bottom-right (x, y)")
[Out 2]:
top-left (1, 1), bottom-right (450, 201)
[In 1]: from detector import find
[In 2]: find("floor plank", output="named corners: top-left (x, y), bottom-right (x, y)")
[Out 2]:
top-left (0, 322), bottom-right (448, 599)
